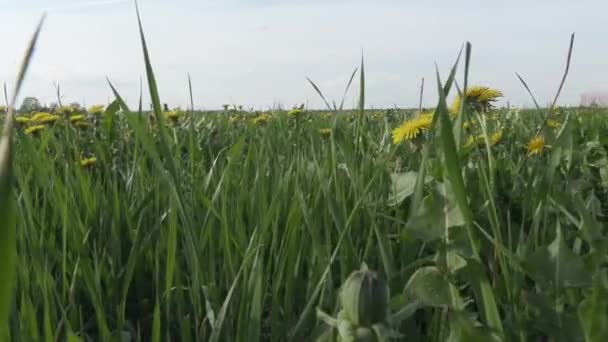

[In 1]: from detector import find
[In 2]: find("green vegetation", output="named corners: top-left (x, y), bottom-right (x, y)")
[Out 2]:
top-left (2, 9), bottom-right (607, 342)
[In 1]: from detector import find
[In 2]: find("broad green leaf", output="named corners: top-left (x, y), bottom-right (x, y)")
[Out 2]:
top-left (404, 266), bottom-right (453, 308)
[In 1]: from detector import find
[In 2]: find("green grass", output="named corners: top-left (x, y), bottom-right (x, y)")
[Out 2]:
top-left (3, 8), bottom-right (608, 342)
top-left (5, 104), bottom-right (608, 341)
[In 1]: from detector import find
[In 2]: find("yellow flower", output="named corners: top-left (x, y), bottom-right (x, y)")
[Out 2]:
top-left (88, 105), bottom-right (105, 115)
top-left (16, 116), bottom-right (31, 125)
top-left (527, 135), bottom-right (546, 156)
top-left (25, 125), bottom-right (45, 135)
top-left (391, 113), bottom-right (433, 144)
top-left (320, 113), bottom-right (332, 120)
top-left (288, 108), bottom-right (304, 118)
top-left (57, 106), bottom-right (75, 116)
top-left (319, 128), bottom-right (332, 137)
top-left (74, 121), bottom-right (91, 130)
top-left (546, 119), bottom-right (560, 129)
top-left (70, 115), bottom-right (85, 123)
top-left (450, 86), bottom-right (503, 116)
top-left (252, 113), bottom-right (271, 125)
top-left (164, 110), bottom-right (180, 123)
top-left (490, 130), bottom-right (503, 145)
top-left (30, 112), bottom-right (60, 124)
top-left (464, 135), bottom-right (477, 148)
top-left (80, 156), bottom-right (97, 168)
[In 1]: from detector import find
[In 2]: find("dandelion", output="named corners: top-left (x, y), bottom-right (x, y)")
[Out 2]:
top-left (391, 113), bottom-right (433, 144)
top-left (319, 128), bottom-right (332, 137)
top-left (25, 125), bottom-right (45, 135)
top-left (527, 135), bottom-right (546, 156)
top-left (88, 105), bottom-right (105, 115)
top-left (74, 121), bottom-right (91, 130)
top-left (288, 108), bottom-right (304, 118)
top-left (464, 135), bottom-right (478, 148)
top-left (546, 119), bottom-right (560, 129)
top-left (57, 106), bottom-right (75, 116)
top-left (490, 130), bottom-right (503, 145)
top-left (165, 110), bottom-right (180, 123)
top-left (30, 112), bottom-right (60, 124)
top-left (450, 86), bottom-right (503, 116)
top-left (16, 116), bottom-right (31, 125)
top-left (70, 115), bottom-right (85, 123)
top-left (252, 113), bottom-right (271, 126)
top-left (80, 156), bottom-right (97, 168)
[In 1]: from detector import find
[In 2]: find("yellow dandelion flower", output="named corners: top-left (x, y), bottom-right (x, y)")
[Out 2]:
top-left (252, 113), bottom-right (271, 125)
top-left (74, 121), bottom-right (91, 130)
top-left (490, 130), bottom-right (503, 145)
top-left (546, 119), bottom-right (560, 129)
top-left (392, 114), bottom-right (433, 144)
top-left (30, 112), bottom-right (60, 124)
top-left (88, 105), bottom-right (105, 115)
top-left (288, 108), bottom-right (304, 117)
top-left (319, 128), bottom-right (332, 137)
top-left (527, 135), bottom-right (546, 156)
top-left (70, 115), bottom-right (85, 123)
top-left (57, 106), bottom-right (75, 116)
top-left (164, 110), bottom-right (180, 122)
top-left (16, 116), bottom-right (31, 125)
top-left (450, 86), bottom-right (503, 116)
top-left (25, 125), bottom-right (46, 135)
top-left (80, 156), bottom-right (97, 168)
top-left (464, 135), bottom-right (477, 148)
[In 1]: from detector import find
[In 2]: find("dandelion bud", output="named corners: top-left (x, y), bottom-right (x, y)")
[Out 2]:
top-left (339, 265), bottom-right (389, 327)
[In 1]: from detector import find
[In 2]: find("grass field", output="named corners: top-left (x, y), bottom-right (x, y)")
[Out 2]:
top-left (1, 12), bottom-right (608, 342)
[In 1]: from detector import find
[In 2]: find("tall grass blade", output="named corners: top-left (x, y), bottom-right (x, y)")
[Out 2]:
top-left (0, 14), bottom-right (45, 341)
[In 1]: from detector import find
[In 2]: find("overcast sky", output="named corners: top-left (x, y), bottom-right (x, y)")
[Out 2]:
top-left (1, 0), bottom-right (607, 110)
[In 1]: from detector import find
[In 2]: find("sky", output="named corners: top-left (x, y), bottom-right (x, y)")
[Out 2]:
top-left (0, 0), bottom-right (607, 110)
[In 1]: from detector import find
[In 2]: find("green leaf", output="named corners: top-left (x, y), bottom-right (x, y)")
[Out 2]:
top-left (578, 283), bottom-right (608, 342)
top-left (525, 223), bottom-right (591, 288)
top-left (388, 171), bottom-right (432, 206)
top-left (404, 266), bottom-right (454, 308)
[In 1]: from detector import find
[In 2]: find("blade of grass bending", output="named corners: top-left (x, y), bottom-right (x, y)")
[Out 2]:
top-left (453, 42), bottom-right (471, 149)
top-left (188, 72), bottom-right (194, 113)
top-left (550, 33), bottom-right (575, 110)
top-left (305, 77), bottom-right (333, 111)
top-left (435, 67), bottom-right (504, 336)
top-left (418, 77), bottom-right (424, 113)
top-left (514, 73), bottom-right (541, 110)
top-left (106, 77), bottom-right (132, 113)
top-left (3, 83), bottom-right (8, 108)
top-left (0, 14), bottom-right (45, 341)
top-left (339, 67), bottom-right (359, 111)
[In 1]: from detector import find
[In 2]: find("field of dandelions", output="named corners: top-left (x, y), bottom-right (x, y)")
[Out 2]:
top-left (0, 12), bottom-right (607, 342)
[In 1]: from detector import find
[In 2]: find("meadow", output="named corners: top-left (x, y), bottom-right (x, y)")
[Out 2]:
top-left (1, 12), bottom-right (607, 342)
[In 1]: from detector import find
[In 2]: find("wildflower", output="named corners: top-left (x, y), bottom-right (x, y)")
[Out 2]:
top-left (74, 121), bottom-right (91, 130)
top-left (319, 128), bottom-right (332, 137)
top-left (164, 110), bottom-right (180, 123)
top-left (80, 156), bottom-right (97, 168)
top-left (527, 135), bottom-right (546, 156)
top-left (490, 130), bottom-right (503, 145)
top-left (252, 113), bottom-right (271, 126)
top-left (450, 86), bottom-right (503, 116)
top-left (30, 112), bottom-right (60, 124)
top-left (546, 119), bottom-right (560, 129)
top-left (391, 113), bottom-right (433, 144)
top-left (70, 115), bottom-right (85, 123)
top-left (88, 105), bottom-right (105, 115)
top-left (464, 135), bottom-right (477, 148)
top-left (16, 116), bottom-right (31, 125)
top-left (57, 106), bottom-right (75, 116)
top-left (288, 108), bottom-right (304, 118)
top-left (25, 125), bottom-right (45, 135)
